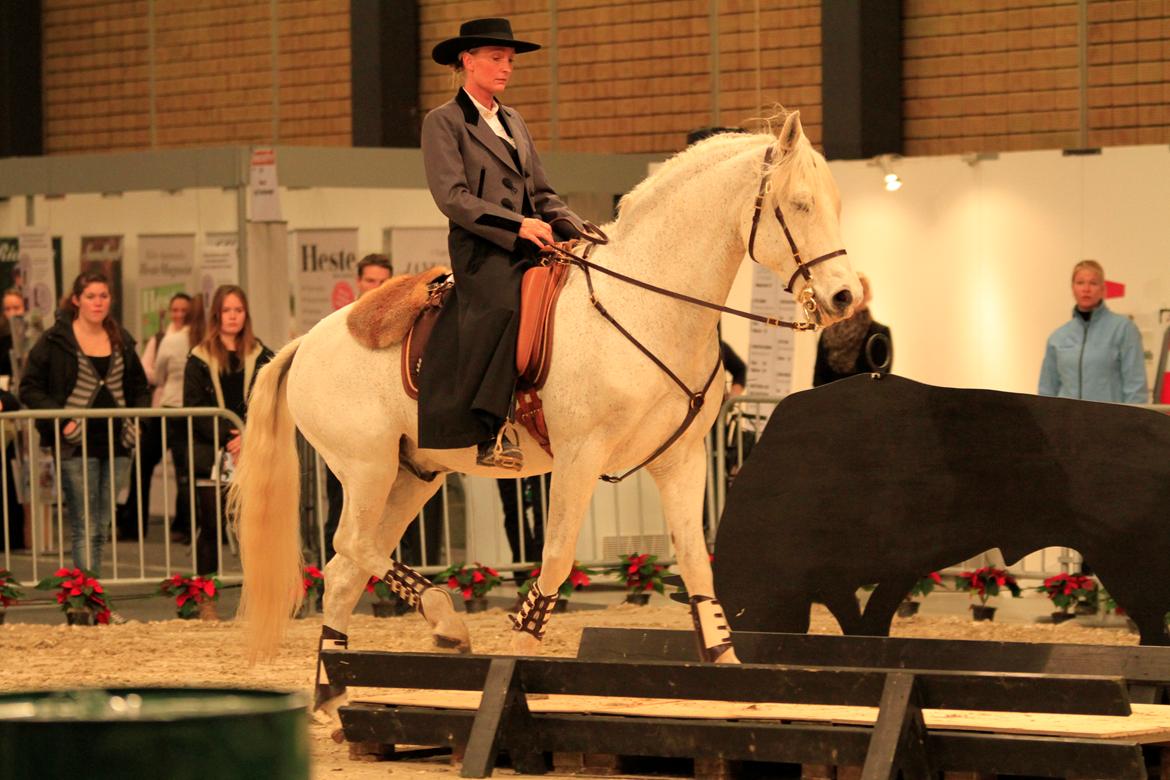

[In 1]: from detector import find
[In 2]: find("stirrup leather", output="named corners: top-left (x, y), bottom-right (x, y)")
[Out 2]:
top-left (689, 595), bottom-right (735, 663)
top-left (509, 580), bottom-right (559, 640)
top-left (381, 561), bottom-right (436, 615)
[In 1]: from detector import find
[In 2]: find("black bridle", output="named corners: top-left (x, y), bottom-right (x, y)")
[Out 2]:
top-left (747, 145), bottom-right (849, 296)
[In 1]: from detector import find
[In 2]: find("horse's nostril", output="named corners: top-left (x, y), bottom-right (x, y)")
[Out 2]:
top-left (833, 288), bottom-right (853, 310)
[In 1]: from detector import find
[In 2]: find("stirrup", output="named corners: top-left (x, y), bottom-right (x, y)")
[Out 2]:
top-left (476, 422), bottom-right (523, 471)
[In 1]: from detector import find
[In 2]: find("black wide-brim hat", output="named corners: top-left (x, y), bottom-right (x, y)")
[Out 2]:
top-left (431, 18), bottom-right (541, 66)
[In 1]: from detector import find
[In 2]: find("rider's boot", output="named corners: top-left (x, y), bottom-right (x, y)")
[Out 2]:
top-left (475, 421), bottom-right (523, 471)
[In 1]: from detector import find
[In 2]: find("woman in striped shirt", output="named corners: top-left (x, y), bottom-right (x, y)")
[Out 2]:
top-left (21, 272), bottom-right (150, 575)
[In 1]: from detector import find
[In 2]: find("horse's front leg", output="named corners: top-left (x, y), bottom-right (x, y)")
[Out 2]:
top-left (509, 455), bottom-right (602, 655)
top-left (649, 439), bottom-right (739, 663)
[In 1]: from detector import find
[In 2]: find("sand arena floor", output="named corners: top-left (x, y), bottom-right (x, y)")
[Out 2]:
top-left (0, 603), bottom-right (1140, 778)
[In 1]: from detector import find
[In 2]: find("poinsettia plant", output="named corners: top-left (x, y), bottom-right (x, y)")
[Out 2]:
top-left (0, 568), bottom-right (23, 607)
top-left (955, 566), bottom-right (1021, 606)
top-left (158, 573), bottom-right (220, 619)
top-left (1037, 572), bottom-right (1096, 611)
top-left (907, 572), bottom-right (944, 600)
top-left (436, 562), bottom-right (501, 601)
top-left (302, 565), bottom-right (325, 601)
top-left (614, 552), bottom-right (667, 595)
top-left (365, 576), bottom-right (396, 601)
top-left (37, 567), bottom-right (111, 624)
top-left (520, 561), bottom-right (597, 600)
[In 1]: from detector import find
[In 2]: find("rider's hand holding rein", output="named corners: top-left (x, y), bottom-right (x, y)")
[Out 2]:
top-left (519, 217), bottom-right (554, 248)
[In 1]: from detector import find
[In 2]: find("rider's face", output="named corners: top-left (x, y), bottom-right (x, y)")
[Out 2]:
top-left (463, 46), bottom-right (515, 99)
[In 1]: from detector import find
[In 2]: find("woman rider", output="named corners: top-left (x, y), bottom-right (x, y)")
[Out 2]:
top-left (419, 18), bottom-right (584, 470)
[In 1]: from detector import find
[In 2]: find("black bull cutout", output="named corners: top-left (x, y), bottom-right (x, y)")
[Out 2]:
top-left (714, 374), bottom-right (1170, 646)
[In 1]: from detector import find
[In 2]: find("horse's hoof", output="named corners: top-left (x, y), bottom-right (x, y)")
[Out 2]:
top-left (509, 630), bottom-right (542, 655)
top-left (432, 616), bottom-right (472, 653)
top-left (433, 631), bottom-right (472, 654)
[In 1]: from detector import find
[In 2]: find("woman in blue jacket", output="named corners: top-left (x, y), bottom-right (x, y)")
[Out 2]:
top-left (1038, 260), bottom-right (1147, 403)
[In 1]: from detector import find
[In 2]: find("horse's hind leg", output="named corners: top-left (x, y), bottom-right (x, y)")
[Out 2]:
top-left (649, 440), bottom-right (739, 663)
top-left (315, 464), bottom-right (462, 713)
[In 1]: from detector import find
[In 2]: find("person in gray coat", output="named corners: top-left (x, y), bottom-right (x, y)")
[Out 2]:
top-left (419, 17), bottom-right (584, 470)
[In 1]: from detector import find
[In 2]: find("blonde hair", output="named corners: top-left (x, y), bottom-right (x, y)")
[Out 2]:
top-left (1072, 259), bottom-right (1104, 282)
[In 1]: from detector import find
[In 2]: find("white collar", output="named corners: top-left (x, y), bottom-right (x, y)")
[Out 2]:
top-left (464, 88), bottom-right (500, 120)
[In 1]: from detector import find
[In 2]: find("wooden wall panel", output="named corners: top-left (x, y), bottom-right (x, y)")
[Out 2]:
top-left (903, 0), bottom-right (1170, 156)
top-left (43, 0), bottom-right (350, 153)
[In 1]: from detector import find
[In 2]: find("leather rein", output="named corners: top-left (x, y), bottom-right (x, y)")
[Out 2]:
top-left (540, 145), bottom-right (847, 482)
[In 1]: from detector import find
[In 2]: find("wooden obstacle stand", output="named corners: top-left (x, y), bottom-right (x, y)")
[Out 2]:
top-left (323, 641), bottom-right (1158, 779)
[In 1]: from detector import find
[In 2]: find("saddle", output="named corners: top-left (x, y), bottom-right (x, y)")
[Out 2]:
top-left (366, 255), bottom-right (574, 456)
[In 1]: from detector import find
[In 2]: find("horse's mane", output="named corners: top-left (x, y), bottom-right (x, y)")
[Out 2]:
top-left (615, 110), bottom-right (819, 232)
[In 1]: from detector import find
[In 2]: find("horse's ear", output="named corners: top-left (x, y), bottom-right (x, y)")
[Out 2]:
top-left (778, 110), bottom-right (803, 155)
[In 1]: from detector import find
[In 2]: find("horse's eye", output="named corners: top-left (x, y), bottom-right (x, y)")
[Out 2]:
top-left (792, 196), bottom-right (813, 213)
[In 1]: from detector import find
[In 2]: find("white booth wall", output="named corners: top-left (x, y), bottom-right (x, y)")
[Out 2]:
top-left (723, 145), bottom-right (1170, 396)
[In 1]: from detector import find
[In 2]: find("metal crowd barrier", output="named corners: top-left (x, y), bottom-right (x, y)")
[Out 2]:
top-left (7, 396), bottom-right (1161, 589)
top-left (0, 407), bottom-right (245, 586)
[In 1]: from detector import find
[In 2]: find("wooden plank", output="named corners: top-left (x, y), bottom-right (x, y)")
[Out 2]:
top-left (578, 627), bottom-right (1170, 684)
top-left (339, 704), bottom-right (1148, 777)
top-left (325, 651), bottom-right (1132, 716)
top-left (861, 673), bottom-right (931, 780)
top-left (461, 658), bottom-right (523, 778)
top-left (348, 690), bottom-right (1170, 742)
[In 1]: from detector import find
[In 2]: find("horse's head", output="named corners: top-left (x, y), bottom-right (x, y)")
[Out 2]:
top-left (745, 111), bottom-right (860, 326)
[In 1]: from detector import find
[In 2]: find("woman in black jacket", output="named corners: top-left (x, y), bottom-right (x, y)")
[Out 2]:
top-left (183, 284), bottom-right (273, 575)
top-left (19, 272), bottom-right (150, 575)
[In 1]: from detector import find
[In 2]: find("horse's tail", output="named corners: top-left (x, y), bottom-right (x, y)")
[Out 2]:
top-left (229, 336), bottom-right (304, 661)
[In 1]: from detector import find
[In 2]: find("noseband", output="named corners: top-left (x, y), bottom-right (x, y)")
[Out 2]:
top-left (746, 146), bottom-right (849, 314)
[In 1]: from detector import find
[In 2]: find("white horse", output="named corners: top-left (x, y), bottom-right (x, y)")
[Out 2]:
top-left (232, 111), bottom-right (859, 709)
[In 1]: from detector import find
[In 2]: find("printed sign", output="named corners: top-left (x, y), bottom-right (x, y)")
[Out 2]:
top-left (291, 228), bottom-right (358, 334)
top-left (138, 234), bottom-right (195, 340)
top-left (199, 232), bottom-right (240, 310)
top-left (746, 262), bottom-right (798, 402)
top-left (249, 147), bottom-right (283, 222)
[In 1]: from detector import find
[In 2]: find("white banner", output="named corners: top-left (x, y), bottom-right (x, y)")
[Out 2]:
top-left (249, 147), bottom-right (282, 222)
top-left (292, 228), bottom-right (358, 335)
top-left (386, 227), bottom-right (450, 275)
top-left (746, 262), bottom-right (797, 401)
top-left (18, 229), bottom-right (55, 325)
top-left (199, 232), bottom-right (240, 310)
top-left (137, 234), bottom-right (195, 339)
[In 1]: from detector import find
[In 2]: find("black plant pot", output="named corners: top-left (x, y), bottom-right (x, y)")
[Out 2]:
top-left (1051, 611), bottom-right (1076, 624)
top-left (625, 593), bottom-right (651, 606)
top-left (896, 601), bottom-right (920, 618)
top-left (0, 610), bottom-right (6, 625)
top-left (65, 608), bottom-right (95, 626)
top-left (464, 596), bottom-right (489, 613)
top-left (554, 598), bottom-right (569, 613)
top-left (971, 605), bottom-right (996, 622)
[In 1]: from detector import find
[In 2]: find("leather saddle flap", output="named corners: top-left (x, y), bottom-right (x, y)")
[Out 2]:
top-left (516, 260), bottom-right (571, 389)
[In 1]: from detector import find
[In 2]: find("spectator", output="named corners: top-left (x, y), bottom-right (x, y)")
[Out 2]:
top-left (116, 292), bottom-right (203, 541)
top-left (0, 290), bottom-right (26, 550)
top-left (1039, 259), bottom-right (1148, 403)
top-left (496, 475), bottom-right (547, 575)
top-left (20, 271), bottom-right (149, 575)
top-left (813, 274), bottom-right (893, 386)
top-left (183, 285), bottom-right (273, 574)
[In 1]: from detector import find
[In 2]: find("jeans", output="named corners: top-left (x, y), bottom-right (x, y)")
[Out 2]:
top-left (60, 456), bottom-right (130, 576)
